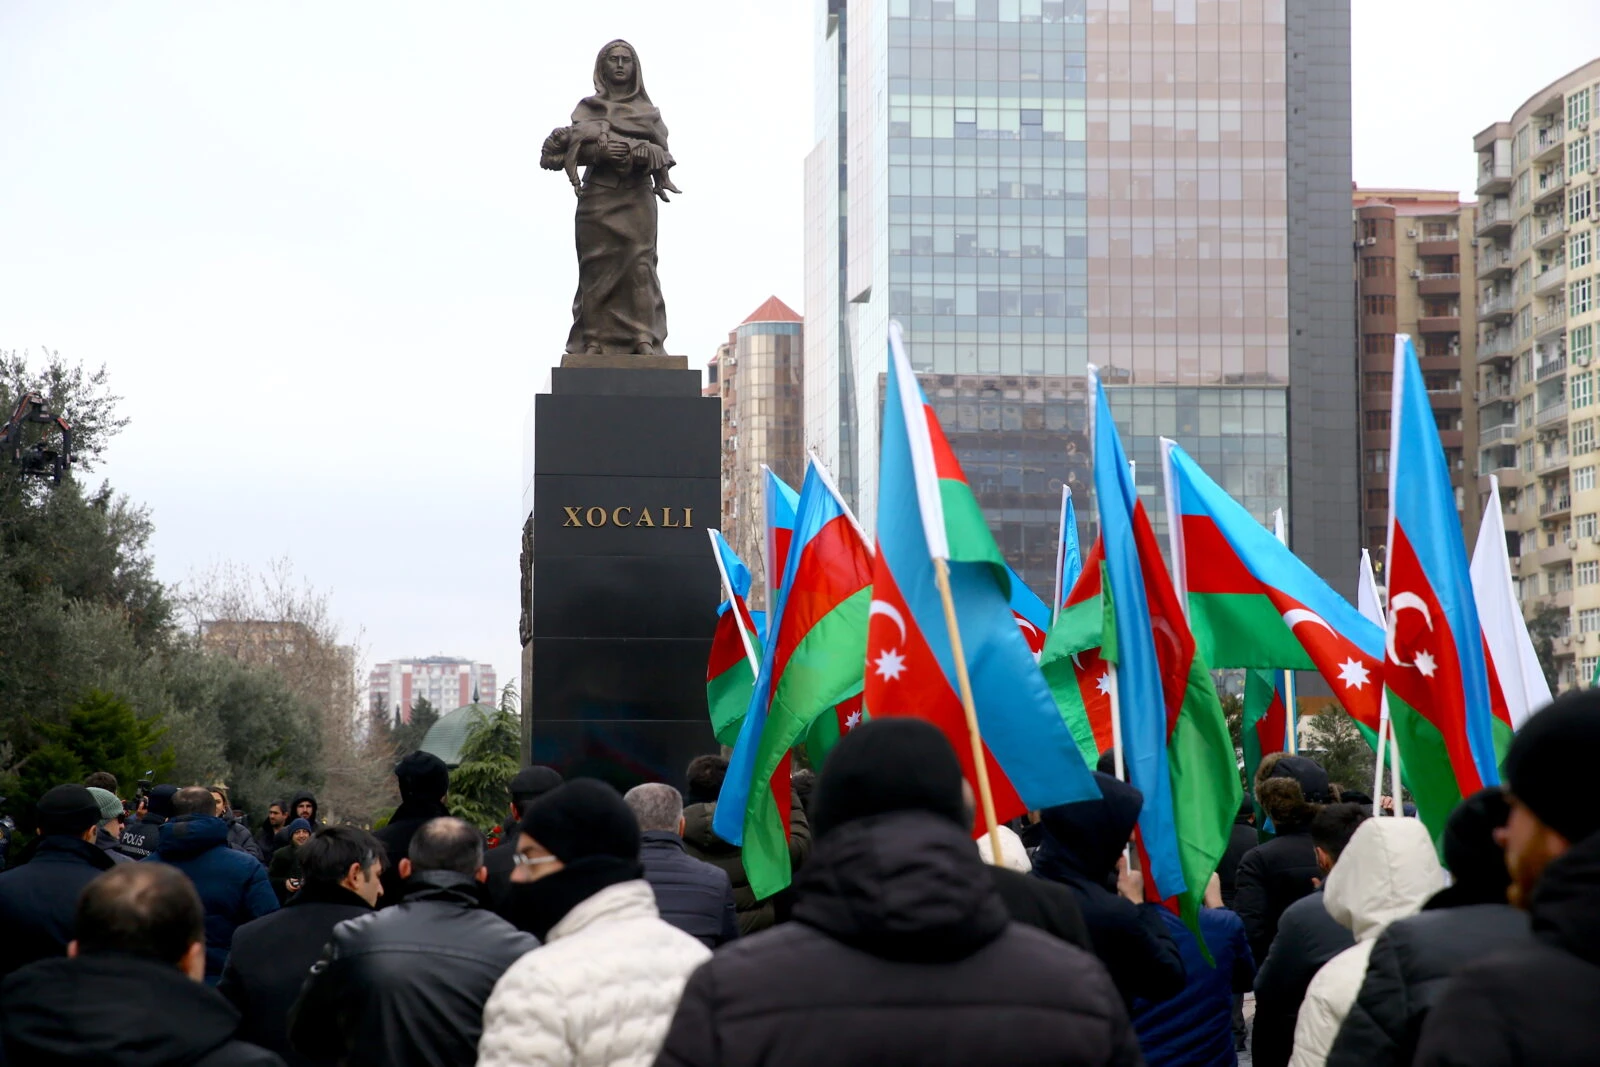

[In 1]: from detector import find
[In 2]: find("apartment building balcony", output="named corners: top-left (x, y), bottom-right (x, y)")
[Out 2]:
top-left (1476, 201), bottom-right (1514, 236)
top-left (1418, 272), bottom-right (1462, 296)
top-left (1547, 588), bottom-right (1574, 611)
top-left (1537, 306), bottom-right (1569, 341)
top-left (1480, 290), bottom-right (1516, 319)
top-left (1541, 494), bottom-right (1573, 518)
top-left (1539, 450), bottom-right (1572, 475)
top-left (1536, 353), bottom-right (1569, 381)
top-left (1478, 332), bottom-right (1517, 362)
top-left (1536, 262), bottom-right (1569, 295)
top-left (1418, 315), bottom-right (1462, 334)
top-left (1416, 234), bottom-right (1461, 258)
top-left (1477, 245), bottom-right (1515, 277)
top-left (1537, 542), bottom-right (1573, 568)
top-left (1479, 377), bottom-right (1516, 400)
top-left (1535, 167), bottom-right (1568, 205)
top-left (1537, 400), bottom-right (1570, 426)
top-left (1534, 125), bottom-right (1567, 162)
top-left (1534, 214), bottom-right (1568, 250)
top-left (1480, 422), bottom-right (1519, 444)
top-left (1477, 160), bottom-right (1514, 195)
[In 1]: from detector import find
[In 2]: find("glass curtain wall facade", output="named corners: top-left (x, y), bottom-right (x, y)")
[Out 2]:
top-left (804, 0), bottom-right (1355, 594)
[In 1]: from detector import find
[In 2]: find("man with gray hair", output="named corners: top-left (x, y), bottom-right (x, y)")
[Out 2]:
top-left (289, 817), bottom-right (537, 1067)
top-left (624, 782), bottom-right (738, 947)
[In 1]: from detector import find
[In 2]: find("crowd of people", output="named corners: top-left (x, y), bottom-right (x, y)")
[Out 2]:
top-left (0, 692), bottom-right (1597, 1066)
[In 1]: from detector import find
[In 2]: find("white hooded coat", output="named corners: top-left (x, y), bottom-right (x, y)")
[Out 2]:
top-left (1288, 816), bottom-right (1442, 1067)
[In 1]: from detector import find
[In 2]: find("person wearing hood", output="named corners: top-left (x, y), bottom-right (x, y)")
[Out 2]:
top-left (290, 816), bottom-right (535, 1067)
top-left (1287, 815), bottom-right (1443, 1067)
top-left (651, 718), bottom-right (1140, 1067)
top-left (255, 800), bottom-right (287, 862)
top-left (1328, 789), bottom-right (1531, 1067)
top-left (1236, 757), bottom-right (1331, 967)
top-left (0, 862), bottom-right (284, 1066)
top-left (963, 782), bottom-right (1091, 951)
top-left (373, 751), bottom-right (451, 906)
top-left (120, 782), bottom-right (178, 859)
top-left (484, 765), bottom-right (564, 915)
top-left (1030, 770), bottom-right (1186, 1007)
top-left (1414, 691), bottom-right (1600, 1067)
top-left (87, 786), bottom-right (134, 865)
top-left (478, 778), bottom-right (710, 1066)
top-left (1252, 803), bottom-right (1367, 1067)
top-left (268, 819), bottom-right (314, 903)
top-left (209, 785), bottom-right (263, 861)
top-left (222, 826), bottom-right (386, 1067)
top-left (0, 784), bottom-right (116, 977)
top-left (679, 753), bottom-right (811, 934)
top-left (272, 791), bottom-right (320, 851)
top-left (146, 786), bottom-right (279, 981)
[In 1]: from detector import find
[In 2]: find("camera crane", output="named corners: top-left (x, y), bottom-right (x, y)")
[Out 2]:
top-left (1, 393), bottom-right (73, 485)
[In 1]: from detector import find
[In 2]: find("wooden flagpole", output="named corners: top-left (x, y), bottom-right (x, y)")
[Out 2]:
top-left (707, 528), bottom-right (761, 673)
top-left (932, 556), bottom-right (1004, 868)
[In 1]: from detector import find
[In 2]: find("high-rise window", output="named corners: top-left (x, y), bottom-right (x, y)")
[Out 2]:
top-left (1570, 184), bottom-right (1592, 226)
top-left (1580, 608), bottom-right (1600, 634)
top-left (1580, 513), bottom-right (1599, 539)
top-left (1573, 134), bottom-right (1593, 175)
top-left (1577, 465), bottom-right (1597, 492)
top-left (1569, 88), bottom-right (1592, 132)
top-left (1574, 230), bottom-right (1593, 270)
top-left (1573, 276), bottom-right (1595, 316)
top-left (1577, 418), bottom-right (1597, 454)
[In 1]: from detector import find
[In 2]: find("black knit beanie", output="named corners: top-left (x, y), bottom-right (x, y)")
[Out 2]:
top-left (519, 779), bottom-right (640, 863)
top-left (395, 751), bottom-right (450, 802)
top-left (1504, 689), bottom-right (1600, 844)
top-left (36, 784), bottom-right (101, 837)
top-left (146, 784), bottom-right (179, 819)
top-left (1440, 788), bottom-right (1512, 903)
top-left (810, 717), bottom-right (968, 840)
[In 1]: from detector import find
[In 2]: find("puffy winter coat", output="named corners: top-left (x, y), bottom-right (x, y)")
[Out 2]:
top-left (651, 811), bottom-right (1142, 1067)
top-left (289, 869), bottom-right (537, 1067)
top-left (95, 826), bottom-right (134, 864)
top-left (0, 835), bottom-right (116, 977)
top-left (989, 864), bottom-right (1091, 950)
top-left (1414, 831), bottom-right (1600, 1067)
top-left (637, 831), bottom-right (738, 947)
top-left (681, 800), bottom-right (810, 934)
top-left (1234, 819), bottom-right (1321, 967)
top-left (146, 815), bottom-right (279, 980)
top-left (219, 881), bottom-right (374, 1067)
top-left (0, 953), bottom-right (284, 1066)
top-left (1252, 890), bottom-right (1355, 1067)
top-left (477, 879), bottom-right (710, 1067)
top-left (224, 816), bottom-right (263, 860)
top-left (1132, 906), bottom-right (1256, 1067)
top-left (1326, 894), bottom-right (1529, 1067)
top-left (1288, 818), bottom-right (1442, 1067)
top-left (1031, 772), bottom-right (1187, 1008)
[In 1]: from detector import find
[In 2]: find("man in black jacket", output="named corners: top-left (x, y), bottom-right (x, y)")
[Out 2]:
top-left (653, 718), bottom-right (1141, 1067)
top-left (1329, 789), bottom-right (1530, 1067)
top-left (1218, 796), bottom-right (1257, 909)
top-left (0, 862), bottom-right (283, 1066)
top-left (961, 782), bottom-right (1091, 951)
top-left (221, 826), bottom-right (387, 1066)
top-left (1030, 771), bottom-right (1186, 1007)
top-left (1250, 802), bottom-right (1366, 1067)
top-left (0, 784), bottom-right (116, 977)
top-left (255, 800), bottom-right (288, 862)
top-left (1235, 756), bottom-right (1330, 966)
top-left (119, 782), bottom-right (178, 859)
top-left (1414, 691), bottom-right (1600, 1067)
top-left (484, 765), bottom-right (563, 915)
top-left (624, 782), bottom-right (738, 947)
top-left (290, 816), bottom-right (537, 1067)
top-left (372, 751), bottom-right (452, 907)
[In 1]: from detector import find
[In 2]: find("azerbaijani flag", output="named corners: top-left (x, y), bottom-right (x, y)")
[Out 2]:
top-left (706, 530), bottom-right (763, 746)
top-left (1385, 335), bottom-right (1502, 840)
top-left (1053, 485), bottom-right (1084, 617)
top-left (1093, 368), bottom-right (1240, 926)
top-left (764, 466), bottom-right (801, 611)
top-left (865, 323), bottom-right (1098, 826)
top-left (714, 459), bottom-right (873, 898)
top-left (1242, 668), bottom-right (1287, 821)
top-left (1008, 563), bottom-right (1051, 654)
top-left (1163, 439), bottom-right (1385, 741)
top-left (1039, 537), bottom-right (1116, 767)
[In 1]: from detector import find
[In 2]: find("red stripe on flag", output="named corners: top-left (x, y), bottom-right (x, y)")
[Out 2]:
top-left (1178, 515), bottom-right (1265, 594)
top-left (772, 528), bottom-right (794, 589)
top-left (1134, 502), bottom-right (1194, 739)
top-left (771, 515), bottom-right (874, 682)
top-left (921, 404), bottom-right (967, 482)
top-left (707, 611), bottom-right (750, 679)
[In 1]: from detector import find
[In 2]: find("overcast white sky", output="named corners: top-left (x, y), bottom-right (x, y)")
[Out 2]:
top-left (3, 2), bottom-right (1598, 694)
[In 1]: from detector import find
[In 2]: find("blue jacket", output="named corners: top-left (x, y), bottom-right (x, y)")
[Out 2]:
top-left (0, 835), bottom-right (116, 977)
top-left (1132, 907), bottom-right (1256, 1067)
top-left (146, 814), bottom-right (277, 979)
top-left (638, 830), bottom-right (738, 947)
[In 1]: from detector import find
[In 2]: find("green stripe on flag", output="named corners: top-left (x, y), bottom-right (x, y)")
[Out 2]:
top-left (707, 665), bottom-right (753, 747)
top-left (1187, 591), bottom-right (1316, 671)
top-left (937, 479), bottom-right (1007, 572)
top-left (1167, 649), bottom-right (1243, 952)
top-left (1386, 689), bottom-right (1467, 844)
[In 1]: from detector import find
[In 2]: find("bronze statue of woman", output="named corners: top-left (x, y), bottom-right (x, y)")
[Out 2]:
top-left (542, 40), bottom-right (678, 357)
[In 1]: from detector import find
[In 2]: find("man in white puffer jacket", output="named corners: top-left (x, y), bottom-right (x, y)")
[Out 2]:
top-left (477, 779), bottom-right (711, 1067)
top-left (1288, 815), bottom-right (1442, 1067)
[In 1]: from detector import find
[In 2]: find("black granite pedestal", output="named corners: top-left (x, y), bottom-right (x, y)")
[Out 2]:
top-left (520, 365), bottom-right (720, 790)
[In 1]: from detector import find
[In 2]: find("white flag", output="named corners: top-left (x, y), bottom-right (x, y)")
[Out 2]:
top-left (1470, 476), bottom-right (1551, 728)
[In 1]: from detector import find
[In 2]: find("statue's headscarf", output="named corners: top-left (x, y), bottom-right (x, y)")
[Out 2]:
top-left (573, 40), bottom-right (669, 148)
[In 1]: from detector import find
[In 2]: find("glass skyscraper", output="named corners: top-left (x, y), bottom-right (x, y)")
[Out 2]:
top-left (804, 0), bottom-right (1356, 594)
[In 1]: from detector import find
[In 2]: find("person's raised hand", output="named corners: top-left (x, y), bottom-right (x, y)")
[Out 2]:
top-left (1116, 854), bottom-right (1144, 904)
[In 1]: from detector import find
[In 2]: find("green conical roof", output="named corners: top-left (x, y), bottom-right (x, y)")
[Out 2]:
top-left (418, 702), bottom-right (495, 767)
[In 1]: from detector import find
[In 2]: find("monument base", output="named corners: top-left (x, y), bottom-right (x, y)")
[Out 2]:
top-left (520, 365), bottom-right (719, 790)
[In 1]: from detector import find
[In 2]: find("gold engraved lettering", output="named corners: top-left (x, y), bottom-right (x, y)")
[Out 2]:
top-left (662, 507), bottom-right (680, 528)
top-left (611, 506), bottom-right (632, 527)
top-left (586, 507), bottom-right (608, 527)
top-left (683, 507), bottom-right (693, 528)
top-left (636, 508), bottom-right (655, 527)
top-left (562, 506), bottom-right (583, 527)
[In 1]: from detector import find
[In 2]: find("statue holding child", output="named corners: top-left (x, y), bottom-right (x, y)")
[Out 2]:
top-left (542, 40), bottom-right (680, 357)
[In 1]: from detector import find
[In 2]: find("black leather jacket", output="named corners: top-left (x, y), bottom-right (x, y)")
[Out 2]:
top-left (288, 870), bottom-right (538, 1067)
